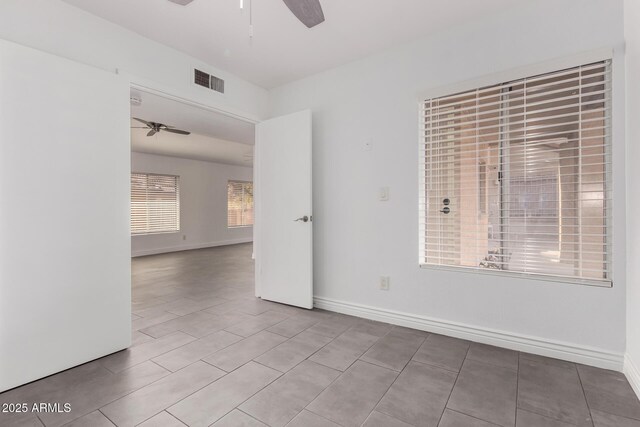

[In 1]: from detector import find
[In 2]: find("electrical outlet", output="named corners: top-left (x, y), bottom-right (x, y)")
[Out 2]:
top-left (379, 276), bottom-right (390, 291)
top-left (182, 235), bottom-right (187, 241)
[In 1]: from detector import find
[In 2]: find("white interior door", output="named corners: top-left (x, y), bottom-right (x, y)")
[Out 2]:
top-left (0, 40), bottom-right (131, 392)
top-left (255, 110), bottom-right (313, 309)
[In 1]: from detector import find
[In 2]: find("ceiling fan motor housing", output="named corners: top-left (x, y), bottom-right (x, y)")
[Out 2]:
top-left (167, 0), bottom-right (194, 5)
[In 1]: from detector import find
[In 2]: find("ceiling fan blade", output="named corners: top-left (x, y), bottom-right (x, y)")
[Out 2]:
top-left (133, 117), bottom-right (152, 126)
top-left (147, 130), bottom-right (157, 137)
top-left (163, 128), bottom-right (191, 135)
top-left (282, 0), bottom-right (325, 28)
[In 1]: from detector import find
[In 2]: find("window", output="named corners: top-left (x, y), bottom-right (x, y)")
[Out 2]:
top-left (131, 173), bottom-right (180, 235)
top-left (419, 60), bottom-right (612, 285)
top-left (228, 181), bottom-right (254, 227)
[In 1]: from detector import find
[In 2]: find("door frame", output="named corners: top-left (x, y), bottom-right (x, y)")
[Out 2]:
top-left (127, 76), bottom-right (262, 289)
top-left (129, 79), bottom-right (261, 125)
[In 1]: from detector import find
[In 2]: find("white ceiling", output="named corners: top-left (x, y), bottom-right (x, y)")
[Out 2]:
top-left (131, 90), bottom-right (255, 166)
top-left (62, 0), bottom-right (522, 88)
top-left (131, 90), bottom-right (255, 144)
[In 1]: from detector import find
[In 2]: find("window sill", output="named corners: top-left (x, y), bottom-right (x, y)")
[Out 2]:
top-left (132, 231), bottom-right (181, 237)
top-left (418, 263), bottom-right (613, 288)
top-left (228, 225), bottom-right (254, 229)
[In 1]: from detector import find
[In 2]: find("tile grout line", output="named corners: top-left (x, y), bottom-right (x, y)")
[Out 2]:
top-left (435, 342), bottom-right (471, 426)
top-left (101, 331), bottom-right (198, 374)
top-left (165, 410), bottom-right (188, 426)
top-left (307, 321), bottom-right (392, 374)
top-left (519, 357), bottom-right (591, 427)
top-left (576, 364), bottom-right (596, 427)
top-left (251, 359), bottom-right (287, 374)
top-left (296, 343), bottom-right (384, 426)
top-left (243, 321), bottom-right (350, 399)
top-left (365, 331), bottom-right (431, 427)
top-left (118, 359), bottom-right (239, 425)
top-left (97, 407), bottom-right (118, 426)
top-left (135, 330), bottom-right (155, 340)
top-left (409, 358), bottom-right (461, 374)
top-left (264, 317), bottom-right (324, 339)
top-left (94, 360), bottom-right (220, 427)
top-left (588, 407), bottom-right (640, 423)
top-left (353, 359), bottom-right (402, 427)
top-left (303, 406), bottom-right (348, 427)
top-left (237, 407), bottom-right (271, 426)
top-left (515, 352), bottom-right (520, 427)
top-left (193, 364), bottom-right (284, 426)
top-left (443, 408), bottom-right (503, 427)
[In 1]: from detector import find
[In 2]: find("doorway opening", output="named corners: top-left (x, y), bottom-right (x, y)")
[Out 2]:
top-left (128, 88), bottom-right (258, 321)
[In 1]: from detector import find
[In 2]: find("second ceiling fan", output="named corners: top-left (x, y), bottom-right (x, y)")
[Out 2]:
top-left (132, 118), bottom-right (191, 137)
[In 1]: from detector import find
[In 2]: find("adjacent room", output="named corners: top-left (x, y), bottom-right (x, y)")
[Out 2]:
top-left (1, 1), bottom-right (640, 426)
top-left (128, 91), bottom-right (258, 329)
top-left (129, 90), bottom-right (255, 257)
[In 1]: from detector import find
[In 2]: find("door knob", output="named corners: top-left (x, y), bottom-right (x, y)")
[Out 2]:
top-left (294, 215), bottom-right (310, 222)
top-left (440, 207), bottom-right (451, 214)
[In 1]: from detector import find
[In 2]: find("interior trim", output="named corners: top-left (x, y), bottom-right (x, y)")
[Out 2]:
top-left (625, 354), bottom-right (640, 399)
top-left (314, 296), bottom-right (624, 371)
top-left (131, 238), bottom-right (253, 257)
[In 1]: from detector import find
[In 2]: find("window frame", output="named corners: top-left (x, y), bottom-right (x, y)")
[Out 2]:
top-left (227, 180), bottom-right (254, 228)
top-left (417, 50), bottom-right (615, 288)
top-left (131, 172), bottom-right (181, 236)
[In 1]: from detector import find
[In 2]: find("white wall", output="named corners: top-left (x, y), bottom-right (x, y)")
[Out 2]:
top-left (269, 0), bottom-right (628, 368)
top-left (0, 40), bottom-right (131, 392)
top-left (132, 152), bottom-right (253, 257)
top-left (624, 0), bottom-right (640, 396)
top-left (0, 0), bottom-right (268, 121)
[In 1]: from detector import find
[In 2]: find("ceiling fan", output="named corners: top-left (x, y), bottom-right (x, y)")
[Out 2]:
top-left (282, 0), bottom-right (325, 28)
top-left (168, 0), bottom-right (325, 28)
top-left (132, 118), bottom-right (191, 137)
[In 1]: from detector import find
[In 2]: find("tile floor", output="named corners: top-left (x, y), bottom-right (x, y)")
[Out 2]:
top-left (1, 243), bottom-right (639, 427)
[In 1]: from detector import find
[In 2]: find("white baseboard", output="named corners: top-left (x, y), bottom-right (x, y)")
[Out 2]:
top-left (132, 238), bottom-right (253, 257)
top-left (624, 354), bottom-right (640, 399)
top-left (314, 296), bottom-right (624, 371)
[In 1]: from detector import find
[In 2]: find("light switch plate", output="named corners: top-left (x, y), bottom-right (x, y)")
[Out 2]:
top-left (379, 276), bottom-right (390, 291)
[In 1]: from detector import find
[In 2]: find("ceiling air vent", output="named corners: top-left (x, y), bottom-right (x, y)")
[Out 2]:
top-left (194, 69), bottom-right (210, 88)
top-left (210, 75), bottom-right (225, 93)
top-left (194, 69), bottom-right (225, 94)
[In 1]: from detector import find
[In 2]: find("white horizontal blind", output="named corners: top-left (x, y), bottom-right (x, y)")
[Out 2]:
top-left (419, 60), bottom-right (612, 285)
top-left (131, 173), bottom-right (180, 235)
top-left (228, 180), bottom-right (254, 227)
